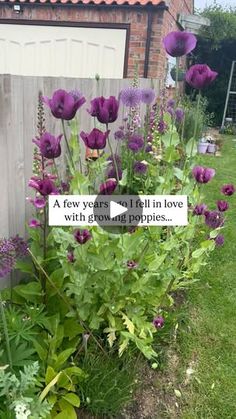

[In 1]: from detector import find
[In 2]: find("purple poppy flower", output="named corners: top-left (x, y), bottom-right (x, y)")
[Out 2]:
top-left (43, 89), bottom-right (86, 120)
top-left (127, 260), bottom-right (138, 269)
top-left (28, 178), bottom-right (59, 196)
top-left (74, 229), bottom-right (92, 245)
top-left (193, 203), bottom-right (207, 216)
top-left (153, 316), bottom-right (165, 329)
top-left (134, 160), bottom-right (148, 174)
top-left (163, 31), bottom-right (197, 57)
top-left (88, 96), bottom-right (119, 124)
top-left (167, 98), bottom-right (175, 108)
top-left (80, 128), bottom-right (109, 150)
top-left (100, 178), bottom-right (117, 195)
top-left (175, 108), bottom-right (184, 122)
top-left (141, 88), bottom-right (155, 105)
top-left (192, 166), bottom-right (215, 184)
top-left (185, 64), bottom-right (218, 89)
top-left (114, 130), bottom-right (125, 141)
top-left (215, 234), bottom-right (224, 246)
top-left (128, 134), bottom-right (144, 153)
top-left (221, 184), bottom-right (235, 196)
top-left (28, 219), bottom-right (41, 228)
top-left (217, 200), bottom-right (229, 212)
top-left (204, 210), bottom-right (224, 229)
top-left (67, 250), bottom-right (75, 263)
top-left (33, 132), bottom-right (62, 159)
top-left (119, 87), bottom-right (142, 107)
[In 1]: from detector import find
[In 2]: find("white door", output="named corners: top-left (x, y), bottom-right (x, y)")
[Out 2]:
top-left (0, 24), bottom-right (127, 78)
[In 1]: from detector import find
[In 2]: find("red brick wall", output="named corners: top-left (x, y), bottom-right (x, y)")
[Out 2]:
top-left (0, 0), bottom-right (193, 80)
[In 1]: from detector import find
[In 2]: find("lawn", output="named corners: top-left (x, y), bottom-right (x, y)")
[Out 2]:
top-left (177, 135), bottom-right (236, 418)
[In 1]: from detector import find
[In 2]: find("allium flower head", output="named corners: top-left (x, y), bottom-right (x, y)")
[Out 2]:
top-left (192, 166), bottom-right (215, 184)
top-left (141, 88), bottom-right (155, 105)
top-left (185, 64), bottom-right (218, 89)
top-left (153, 316), bottom-right (164, 329)
top-left (0, 239), bottom-right (15, 278)
top-left (43, 89), bottom-right (85, 120)
top-left (204, 210), bottom-right (224, 229)
top-left (163, 31), bottom-right (197, 57)
top-left (167, 107), bottom-right (175, 117)
top-left (134, 160), bottom-right (148, 174)
top-left (128, 134), bottom-right (144, 153)
top-left (167, 98), bottom-right (175, 108)
top-left (80, 128), bottom-right (109, 150)
top-left (33, 132), bottom-right (62, 159)
top-left (74, 229), bottom-right (92, 245)
top-left (221, 184), bottom-right (235, 196)
top-left (193, 203), bottom-right (207, 216)
top-left (100, 178), bottom-right (117, 195)
top-left (107, 166), bottom-right (123, 180)
top-left (215, 234), bottom-right (224, 246)
top-left (119, 87), bottom-right (142, 107)
top-left (175, 108), bottom-right (184, 122)
top-left (11, 235), bottom-right (28, 258)
top-left (114, 130), bottom-right (125, 141)
top-left (217, 200), bottom-right (229, 212)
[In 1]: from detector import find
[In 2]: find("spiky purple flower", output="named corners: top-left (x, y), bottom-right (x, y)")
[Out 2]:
top-left (204, 210), bottom-right (224, 229)
top-left (128, 134), bottom-right (144, 153)
top-left (163, 31), bottom-right (197, 57)
top-left (119, 87), bottom-right (142, 107)
top-left (175, 108), bottom-right (184, 122)
top-left (107, 166), bottom-right (123, 180)
top-left (74, 229), bottom-right (92, 245)
top-left (193, 203), bottom-right (207, 216)
top-left (217, 200), bottom-right (229, 212)
top-left (215, 234), bottom-right (224, 246)
top-left (167, 99), bottom-right (175, 108)
top-left (134, 160), bottom-right (148, 174)
top-left (114, 130), bottom-right (125, 141)
top-left (153, 316), bottom-right (164, 329)
top-left (192, 166), bottom-right (215, 184)
top-left (0, 239), bottom-right (15, 278)
top-left (11, 235), bottom-right (28, 259)
top-left (141, 88), bottom-right (155, 105)
top-left (221, 184), bottom-right (235, 196)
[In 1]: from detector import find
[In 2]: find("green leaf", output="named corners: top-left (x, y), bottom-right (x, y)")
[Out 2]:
top-left (192, 248), bottom-right (205, 258)
top-left (32, 339), bottom-right (47, 361)
top-left (119, 169), bottom-right (127, 186)
top-left (45, 366), bottom-right (57, 385)
top-left (186, 137), bottom-right (197, 157)
top-left (14, 282), bottom-right (42, 303)
top-left (173, 167), bottom-right (184, 180)
top-left (149, 254), bottom-right (166, 271)
top-left (54, 407), bottom-right (77, 419)
top-left (121, 313), bottom-right (135, 334)
top-left (62, 393), bottom-right (81, 407)
top-left (162, 132), bottom-right (179, 148)
top-left (163, 145), bottom-right (180, 162)
top-left (15, 260), bottom-right (34, 274)
top-left (54, 348), bottom-right (76, 370)
top-left (63, 319), bottom-right (84, 340)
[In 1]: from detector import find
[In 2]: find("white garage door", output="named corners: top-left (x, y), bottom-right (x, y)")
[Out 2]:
top-left (0, 24), bottom-right (127, 78)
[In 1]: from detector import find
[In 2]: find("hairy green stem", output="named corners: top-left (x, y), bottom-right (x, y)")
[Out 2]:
top-left (62, 119), bottom-right (75, 171)
top-left (0, 294), bottom-right (12, 369)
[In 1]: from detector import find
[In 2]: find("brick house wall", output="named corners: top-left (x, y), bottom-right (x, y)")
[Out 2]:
top-left (0, 0), bottom-right (193, 80)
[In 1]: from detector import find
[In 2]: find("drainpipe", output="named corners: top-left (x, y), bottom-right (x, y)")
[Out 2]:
top-left (143, 9), bottom-right (153, 78)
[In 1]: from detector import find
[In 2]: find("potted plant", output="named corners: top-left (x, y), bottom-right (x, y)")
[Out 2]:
top-left (197, 137), bottom-right (209, 154)
top-left (170, 66), bottom-right (186, 82)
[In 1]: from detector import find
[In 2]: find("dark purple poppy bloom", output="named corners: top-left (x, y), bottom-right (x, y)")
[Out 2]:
top-left (175, 108), bottom-right (184, 122)
top-left (193, 203), bottom-right (207, 216)
top-left (107, 166), bottom-right (123, 180)
top-left (204, 210), bottom-right (224, 229)
top-left (29, 178), bottom-right (59, 196)
top-left (134, 160), bottom-right (148, 174)
top-left (119, 87), bottom-right (142, 107)
top-left (141, 88), bottom-right (155, 105)
top-left (80, 128), bottom-right (109, 150)
top-left (67, 250), bottom-right (75, 263)
top-left (128, 134), bottom-right (144, 153)
top-left (33, 132), bottom-right (62, 159)
top-left (114, 130), bottom-right (125, 141)
top-left (185, 64), bottom-right (218, 89)
top-left (127, 260), bottom-right (138, 269)
top-left (88, 96), bottom-right (119, 124)
top-left (192, 166), bottom-right (215, 184)
top-left (217, 200), bottom-right (229, 212)
top-left (107, 154), bottom-right (122, 167)
top-left (74, 229), bottom-right (92, 245)
top-left (215, 234), bottom-right (224, 246)
top-left (153, 316), bottom-right (164, 329)
top-left (43, 89), bottom-right (86, 120)
top-left (167, 98), bottom-right (175, 108)
top-left (221, 184), bottom-right (235, 196)
top-left (28, 219), bottom-right (41, 228)
top-left (163, 31), bottom-right (197, 57)
top-left (100, 178), bottom-right (117, 195)
top-left (0, 239), bottom-right (15, 278)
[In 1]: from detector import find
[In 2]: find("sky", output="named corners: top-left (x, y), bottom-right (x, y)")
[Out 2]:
top-left (194, 0), bottom-right (236, 11)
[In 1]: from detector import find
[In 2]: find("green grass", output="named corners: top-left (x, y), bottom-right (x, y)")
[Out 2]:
top-left (178, 136), bottom-right (236, 418)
